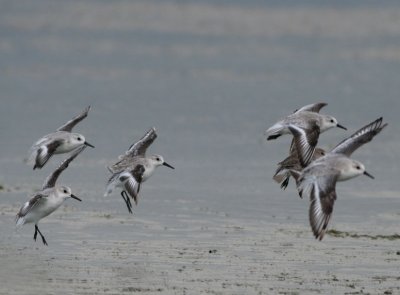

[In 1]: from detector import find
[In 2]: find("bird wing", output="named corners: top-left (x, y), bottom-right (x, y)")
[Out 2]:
top-left (288, 123), bottom-right (320, 168)
top-left (56, 106), bottom-right (91, 132)
top-left (42, 145), bottom-right (86, 189)
top-left (109, 128), bottom-right (157, 172)
top-left (294, 102), bottom-right (328, 114)
top-left (33, 139), bottom-right (63, 170)
top-left (126, 127), bottom-right (157, 157)
top-left (308, 174), bottom-right (338, 240)
top-left (16, 193), bottom-right (47, 223)
top-left (331, 117), bottom-right (387, 156)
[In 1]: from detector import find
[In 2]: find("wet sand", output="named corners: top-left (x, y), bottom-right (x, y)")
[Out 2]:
top-left (1, 183), bottom-right (400, 294)
top-left (1, 0), bottom-right (400, 294)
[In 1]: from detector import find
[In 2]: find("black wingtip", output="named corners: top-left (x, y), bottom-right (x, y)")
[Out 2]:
top-left (267, 134), bottom-right (281, 140)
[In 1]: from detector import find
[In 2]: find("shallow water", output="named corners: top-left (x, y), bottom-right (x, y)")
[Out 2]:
top-left (1, 0), bottom-right (400, 294)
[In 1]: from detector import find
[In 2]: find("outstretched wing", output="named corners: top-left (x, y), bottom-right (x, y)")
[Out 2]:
top-left (308, 175), bottom-right (338, 241)
top-left (127, 127), bottom-right (157, 157)
top-left (42, 146), bottom-right (86, 189)
top-left (109, 128), bottom-right (157, 173)
top-left (331, 117), bottom-right (387, 157)
top-left (288, 124), bottom-right (320, 168)
top-left (56, 106), bottom-right (91, 132)
top-left (294, 102), bottom-right (327, 114)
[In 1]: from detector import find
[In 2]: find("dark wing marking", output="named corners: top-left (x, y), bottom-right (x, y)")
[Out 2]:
top-left (42, 146), bottom-right (86, 189)
top-left (125, 164), bottom-right (146, 205)
top-left (308, 175), bottom-right (338, 241)
top-left (33, 140), bottom-right (63, 170)
top-left (331, 117), bottom-right (387, 157)
top-left (16, 194), bottom-right (46, 221)
top-left (294, 103), bottom-right (328, 114)
top-left (288, 124), bottom-right (320, 168)
top-left (56, 106), bottom-right (91, 132)
top-left (132, 164), bottom-right (145, 184)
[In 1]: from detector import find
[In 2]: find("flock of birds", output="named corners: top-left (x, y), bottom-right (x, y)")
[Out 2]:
top-left (266, 102), bottom-right (387, 240)
top-left (15, 103), bottom-right (387, 245)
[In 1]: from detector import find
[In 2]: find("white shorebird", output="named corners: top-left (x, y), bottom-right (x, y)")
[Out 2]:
top-left (105, 127), bottom-right (174, 213)
top-left (289, 117), bottom-right (387, 240)
top-left (265, 102), bottom-right (346, 167)
top-left (16, 146), bottom-right (86, 245)
top-left (28, 106), bottom-right (94, 170)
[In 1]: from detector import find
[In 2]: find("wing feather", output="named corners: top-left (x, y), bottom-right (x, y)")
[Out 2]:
top-left (331, 117), bottom-right (387, 156)
top-left (42, 146), bottom-right (86, 189)
top-left (56, 106), bottom-right (91, 132)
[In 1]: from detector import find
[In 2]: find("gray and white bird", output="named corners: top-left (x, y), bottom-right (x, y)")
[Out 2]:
top-left (28, 106), bottom-right (94, 170)
top-left (289, 117), bottom-right (387, 240)
top-left (105, 127), bottom-right (174, 213)
top-left (266, 102), bottom-right (346, 167)
top-left (16, 146), bottom-right (86, 245)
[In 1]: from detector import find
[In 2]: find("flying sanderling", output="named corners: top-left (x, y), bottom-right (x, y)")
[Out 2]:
top-left (265, 102), bottom-right (346, 167)
top-left (28, 106), bottom-right (94, 170)
top-left (289, 117), bottom-right (387, 240)
top-left (105, 127), bottom-right (174, 213)
top-left (16, 146), bottom-right (86, 245)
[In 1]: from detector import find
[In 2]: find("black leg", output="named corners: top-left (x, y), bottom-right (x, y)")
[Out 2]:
top-left (35, 224), bottom-right (48, 246)
top-left (121, 191), bottom-right (133, 214)
top-left (33, 225), bottom-right (38, 241)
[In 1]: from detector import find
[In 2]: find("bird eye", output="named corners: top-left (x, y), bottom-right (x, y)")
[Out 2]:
top-left (356, 166), bottom-right (360, 170)
top-left (321, 152), bottom-right (325, 155)
top-left (330, 119), bottom-right (334, 123)
top-left (77, 137), bottom-right (82, 141)
top-left (63, 189), bottom-right (68, 193)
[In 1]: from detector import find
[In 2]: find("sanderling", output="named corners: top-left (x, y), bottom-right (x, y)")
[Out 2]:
top-left (273, 147), bottom-right (326, 190)
top-left (265, 102), bottom-right (346, 166)
top-left (289, 117), bottom-right (387, 240)
top-left (28, 106), bottom-right (94, 170)
top-left (105, 127), bottom-right (174, 213)
top-left (16, 146), bottom-right (86, 245)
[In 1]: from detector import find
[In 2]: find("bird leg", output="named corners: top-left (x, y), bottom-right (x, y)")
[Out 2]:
top-left (34, 224), bottom-right (48, 246)
top-left (121, 191), bottom-right (133, 214)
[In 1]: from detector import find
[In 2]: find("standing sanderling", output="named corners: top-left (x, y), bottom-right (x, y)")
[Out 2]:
top-left (289, 117), bottom-right (387, 240)
top-left (16, 146), bottom-right (86, 245)
top-left (265, 102), bottom-right (346, 166)
top-left (28, 106), bottom-right (94, 170)
top-left (105, 127), bottom-right (174, 213)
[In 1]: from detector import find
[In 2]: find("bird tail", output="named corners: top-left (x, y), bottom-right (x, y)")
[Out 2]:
top-left (273, 172), bottom-right (290, 190)
top-left (104, 174), bottom-right (118, 197)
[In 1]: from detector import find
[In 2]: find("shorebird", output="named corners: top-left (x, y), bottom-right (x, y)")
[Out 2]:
top-left (289, 117), bottom-right (387, 240)
top-left (16, 146), bottom-right (86, 245)
top-left (28, 106), bottom-right (94, 169)
top-left (105, 127), bottom-right (174, 213)
top-left (265, 102), bottom-right (346, 167)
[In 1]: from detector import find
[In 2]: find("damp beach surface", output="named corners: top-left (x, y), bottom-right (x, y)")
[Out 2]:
top-left (1, 0), bottom-right (400, 294)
